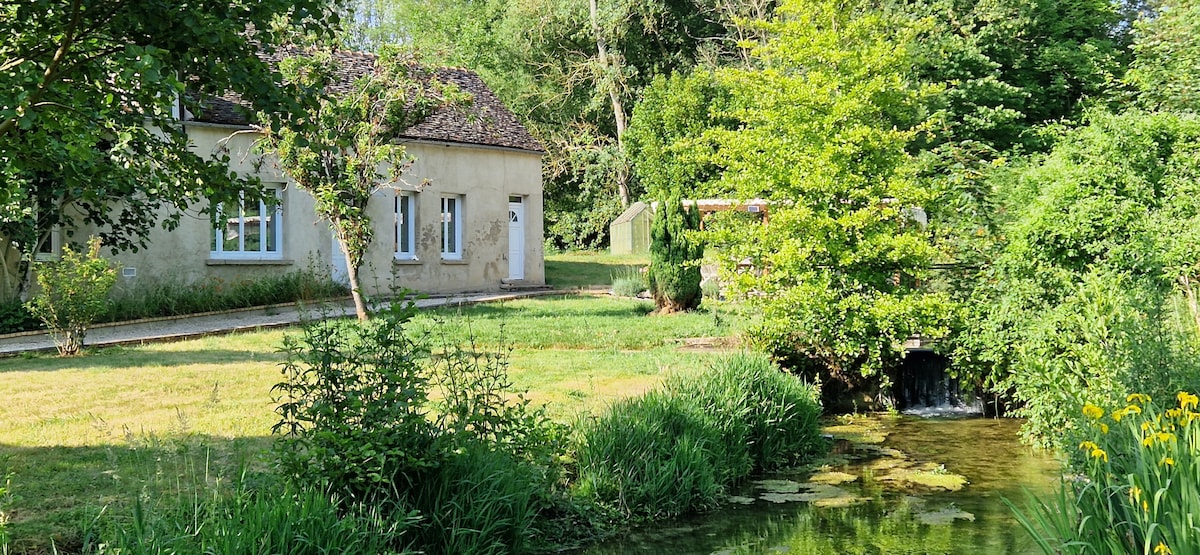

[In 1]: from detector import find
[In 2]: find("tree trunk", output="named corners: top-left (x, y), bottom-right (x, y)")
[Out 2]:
top-left (589, 0), bottom-right (630, 208)
top-left (1180, 274), bottom-right (1200, 335)
top-left (337, 236), bottom-right (369, 321)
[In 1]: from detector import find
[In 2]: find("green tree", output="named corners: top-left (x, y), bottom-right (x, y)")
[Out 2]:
top-left (1126, 0), bottom-right (1200, 112)
top-left (700, 0), bottom-right (955, 397)
top-left (260, 48), bottom-right (463, 321)
top-left (648, 199), bottom-right (704, 312)
top-left (340, 0), bottom-right (748, 248)
top-left (0, 0), bottom-right (344, 298)
top-left (898, 0), bottom-right (1129, 153)
top-left (952, 111), bottom-right (1200, 445)
top-left (626, 70), bottom-right (738, 200)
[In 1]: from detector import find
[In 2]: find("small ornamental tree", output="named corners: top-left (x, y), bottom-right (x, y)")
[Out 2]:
top-left (261, 48), bottom-right (465, 320)
top-left (648, 198), bottom-right (704, 313)
top-left (26, 237), bottom-right (117, 356)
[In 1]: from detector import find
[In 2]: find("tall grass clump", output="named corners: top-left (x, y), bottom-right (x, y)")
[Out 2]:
top-left (106, 266), bottom-right (347, 322)
top-left (1011, 392), bottom-right (1200, 555)
top-left (1, 473), bottom-right (11, 553)
top-left (610, 266), bottom-right (647, 298)
top-left (273, 299), bottom-right (567, 554)
top-left (85, 483), bottom-right (410, 555)
top-left (574, 353), bottom-right (823, 518)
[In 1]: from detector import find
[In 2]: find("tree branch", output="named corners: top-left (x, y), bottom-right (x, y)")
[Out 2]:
top-left (0, 0), bottom-right (85, 137)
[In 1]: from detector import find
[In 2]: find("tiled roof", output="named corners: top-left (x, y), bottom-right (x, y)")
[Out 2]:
top-left (189, 49), bottom-right (543, 153)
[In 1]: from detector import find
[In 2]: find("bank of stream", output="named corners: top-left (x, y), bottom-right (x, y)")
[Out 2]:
top-left (583, 415), bottom-right (1061, 554)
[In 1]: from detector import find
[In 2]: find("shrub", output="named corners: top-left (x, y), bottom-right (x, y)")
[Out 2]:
top-left (574, 353), bottom-right (823, 518)
top-left (26, 237), bottom-right (117, 355)
top-left (274, 299), bottom-right (436, 505)
top-left (1000, 271), bottom-right (1200, 448)
top-left (648, 198), bottom-right (703, 312)
top-left (610, 266), bottom-right (647, 298)
top-left (1012, 392), bottom-right (1200, 555)
top-left (0, 300), bottom-right (39, 334)
top-left (274, 300), bottom-right (565, 554)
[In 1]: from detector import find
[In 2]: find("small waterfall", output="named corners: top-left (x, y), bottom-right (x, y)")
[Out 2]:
top-left (893, 351), bottom-right (982, 416)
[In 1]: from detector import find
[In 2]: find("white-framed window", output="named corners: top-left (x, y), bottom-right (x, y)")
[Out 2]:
top-left (34, 226), bottom-right (61, 262)
top-left (395, 192), bottom-right (416, 259)
top-left (440, 195), bottom-right (463, 260)
top-left (210, 185), bottom-right (283, 259)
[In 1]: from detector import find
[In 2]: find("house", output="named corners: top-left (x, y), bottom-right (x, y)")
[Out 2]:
top-left (64, 51), bottom-right (546, 298)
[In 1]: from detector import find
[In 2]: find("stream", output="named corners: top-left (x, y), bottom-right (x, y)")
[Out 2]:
top-left (582, 415), bottom-right (1061, 555)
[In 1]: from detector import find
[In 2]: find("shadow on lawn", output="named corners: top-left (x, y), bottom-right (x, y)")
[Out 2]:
top-left (545, 260), bottom-right (640, 289)
top-left (0, 434), bottom-right (275, 555)
top-left (0, 348), bottom-right (284, 373)
top-left (429, 303), bottom-right (655, 321)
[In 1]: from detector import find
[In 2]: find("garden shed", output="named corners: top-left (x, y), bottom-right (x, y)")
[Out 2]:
top-left (610, 199), bottom-right (769, 255)
top-left (609, 201), bottom-right (654, 255)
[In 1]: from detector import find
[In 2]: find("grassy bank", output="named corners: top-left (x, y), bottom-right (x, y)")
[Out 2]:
top-left (0, 295), bottom-right (736, 552)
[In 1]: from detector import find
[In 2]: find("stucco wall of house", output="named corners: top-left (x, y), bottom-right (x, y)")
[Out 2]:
top-left (375, 140), bottom-right (545, 293)
top-left (101, 123), bottom-right (544, 297)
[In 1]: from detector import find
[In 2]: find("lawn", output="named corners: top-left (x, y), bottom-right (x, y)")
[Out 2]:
top-left (0, 294), bottom-right (740, 553)
top-left (544, 250), bottom-right (649, 289)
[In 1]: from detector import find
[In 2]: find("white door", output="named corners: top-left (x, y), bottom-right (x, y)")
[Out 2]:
top-left (331, 231), bottom-right (349, 285)
top-left (508, 198), bottom-right (525, 280)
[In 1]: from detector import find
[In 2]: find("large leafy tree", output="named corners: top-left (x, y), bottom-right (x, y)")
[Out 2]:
top-left (952, 111), bottom-right (1200, 445)
top-left (340, 0), bottom-right (748, 249)
top-left (1126, 0), bottom-right (1200, 112)
top-left (0, 0), bottom-right (343, 298)
top-left (695, 0), bottom-right (954, 401)
top-left (261, 49), bottom-right (462, 321)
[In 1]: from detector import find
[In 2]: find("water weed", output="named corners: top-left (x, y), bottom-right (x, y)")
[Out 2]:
top-left (1013, 392), bottom-right (1200, 554)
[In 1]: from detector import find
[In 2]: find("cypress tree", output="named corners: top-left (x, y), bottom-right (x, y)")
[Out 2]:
top-left (648, 198), bottom-right (704, 312)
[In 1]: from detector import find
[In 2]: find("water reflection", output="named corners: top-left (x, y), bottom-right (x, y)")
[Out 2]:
top-left (582, 416), bottom-right (1060, 555)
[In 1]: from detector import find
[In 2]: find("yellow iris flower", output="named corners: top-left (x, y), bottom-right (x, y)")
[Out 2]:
top-left (1178, 391), bottom-right (1198, 411)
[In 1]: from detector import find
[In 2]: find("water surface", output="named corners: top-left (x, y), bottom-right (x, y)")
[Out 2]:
top-left (583, 415), bottom-right (1060, 555)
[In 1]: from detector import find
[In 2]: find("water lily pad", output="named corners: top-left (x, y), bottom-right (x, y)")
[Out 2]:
top-left (914, 506), bottom-right (976, 525)
top-left (878, 468), bottom-right (968, 491)
top-left (725, 495), bottom-right (756, 505)
top-left (753, 479), bottom-right (802, 494)
top-left (760, 492), bottom-right (813, 503)
top-left (808, 470), bottom-right (858, 485)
